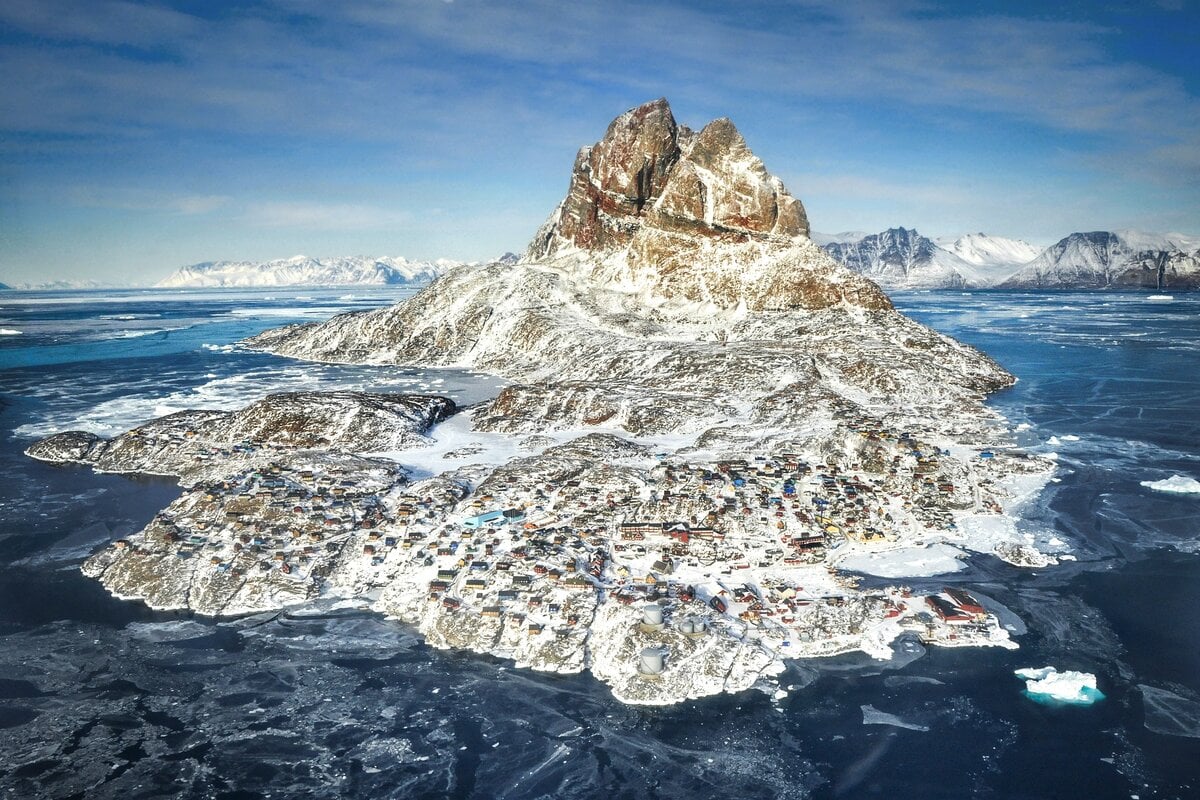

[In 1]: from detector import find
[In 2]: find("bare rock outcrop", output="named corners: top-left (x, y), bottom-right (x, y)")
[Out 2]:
top-left (27, 392), bottom-right (455, 484)
top-left (527, 98), bottom-right (810, 262)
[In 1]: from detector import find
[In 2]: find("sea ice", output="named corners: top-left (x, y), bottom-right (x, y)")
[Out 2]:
top-left (883, 675), bottom-right (945, 688)
top-left (1014, 666), bottom-right (1104, 705)
top-left (861, 704), bottom-right (930, 731)
top-left (125, 620), bottom-right (214, 643)
top-left (1139, 685), bottom-right (1200, 739)
top-left (1140, 475), bottom-right (1200, 495)
top-left (834, 543), bottom-right (965, 578)
top-left (1047, 435), bottom-right (1080, 445)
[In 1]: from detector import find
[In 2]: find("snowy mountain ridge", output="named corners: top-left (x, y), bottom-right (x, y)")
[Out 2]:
top-left (156, 255), bottom-right (462, 288)
top-left (247, 98), bottom-right (1008, 441)
top-left (808, 231), bottom-right (871, 247)
top-left (818, 228), bottom-right (1200, 291)
top-left (8, 279), bottom-right (129, 291)
top-left (938, 233), bottom-right (1041, 269)
top-left (1000, 230), bottom-right (1200, 290)
top-left (820, 227), bottom-right (989, 289)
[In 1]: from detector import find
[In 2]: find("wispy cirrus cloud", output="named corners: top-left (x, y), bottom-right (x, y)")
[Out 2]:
top-left (3, 0), bottom-right (1196, 184)
top-left (243, 201), bottom-right (411, 230)
top-left (65, 185), bottom-right (230, 215)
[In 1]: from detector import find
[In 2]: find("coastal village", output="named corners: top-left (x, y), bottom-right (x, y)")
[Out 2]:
top-left (63, 402), bottom-right (1040, 703)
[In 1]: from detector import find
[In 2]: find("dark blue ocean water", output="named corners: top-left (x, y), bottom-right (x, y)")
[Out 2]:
top-left (1, 288), bottom-right (1198, 799)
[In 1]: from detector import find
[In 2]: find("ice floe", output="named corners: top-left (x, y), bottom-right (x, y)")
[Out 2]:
top-left (1140, 475), bottom-right (1200, 495)
top-left (1015, 666), bottom-right (1104, 705)
top-left (1139, 685), bottom-right (1200, 739)
top-left (834, 543), bottom-right (966, 578)
top-left (861, 704), bottom-right (930, 731)
top-left (1046, 434), bottom-right (1080, 445)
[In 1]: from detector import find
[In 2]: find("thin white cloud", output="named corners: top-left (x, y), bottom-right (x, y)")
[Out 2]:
top-left (244, 201), bottom-right (411, 230)
top-left (797, 174), bottom-right (975, 207)
top-left (168, 195), bottom-right (231, 215)
top-left (65, 185), bottom-right (230, 215)
top-left (0, 0), bottom-right (201, 47)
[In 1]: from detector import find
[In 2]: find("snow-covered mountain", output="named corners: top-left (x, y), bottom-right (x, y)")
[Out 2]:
top-left (248, 99), bottom-right (1009, 438)
top-left (1000, 230), bottom-right (1200, 290)
top-left (937, 233), bottom-right (1041, 284)
top-left (156, 255), bottom-right (461, 288)
top-left (808, 231), bottom-right (870, 247)
top-left (10, 279), bottom-right (127, 290)
top-left (820, 227), bottom-right (987, 289)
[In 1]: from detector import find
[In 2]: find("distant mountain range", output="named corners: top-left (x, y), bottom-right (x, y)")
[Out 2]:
top-left (816, 228), bottom-right (1037, 289)
top-left (5, 279), bottom-right (127, 291)
top-left (999, 231), bottom-right (1200, 290)
top-left (816, 228), bottom-right (1200, 290)
top-left (938, 232), bottom-right (1042, 280)
top-left (7, 229), bottom-right (1198, 293)
top-left (155, 255), bottom-right (464, 288)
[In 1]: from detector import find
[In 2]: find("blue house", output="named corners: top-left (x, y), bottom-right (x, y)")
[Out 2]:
top-left (462, 510), bottom-right (506, 528)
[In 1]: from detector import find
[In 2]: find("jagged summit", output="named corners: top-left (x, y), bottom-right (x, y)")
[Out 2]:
top-left (823, 227), bottom-right (983, 289)
top-left (518, 99), bottom-right (872, 313)
top-left (528, 98), bottom-right (809, 261)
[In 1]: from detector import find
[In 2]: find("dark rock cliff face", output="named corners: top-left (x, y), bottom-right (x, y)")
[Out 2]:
top-left (535, 99), bottom-right (681, 255)
top-left (824, 228), bottom-right (938, 276)
top-left (528, 98), bottom-right (810, 261)
top-left (652, 116), bottom-right (807, 239)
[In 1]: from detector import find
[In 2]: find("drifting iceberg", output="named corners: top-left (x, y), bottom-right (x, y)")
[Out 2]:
top-left (1015, 666), bottom-right (1104, 705)
top-left (1141, 475), bottom-right (1200, 495)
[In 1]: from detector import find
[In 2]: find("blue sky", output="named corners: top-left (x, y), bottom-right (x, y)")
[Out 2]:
top-left (1, 0), bottom-right (1198, 285)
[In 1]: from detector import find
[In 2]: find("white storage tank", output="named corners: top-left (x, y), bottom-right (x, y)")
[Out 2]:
top-left (639, 648), bottom-right (665, 675)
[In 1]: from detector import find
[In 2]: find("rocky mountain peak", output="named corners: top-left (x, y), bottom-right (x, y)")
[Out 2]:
top-left (588, 97), bottom-right (679, 215)
top-left (652, 116), bottom-right (807, 240)
top-left (528, 98), bottom-right (809, 260)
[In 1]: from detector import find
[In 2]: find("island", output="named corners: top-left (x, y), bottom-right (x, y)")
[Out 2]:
top-left (29, 99), bottom-right (1058, 705)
